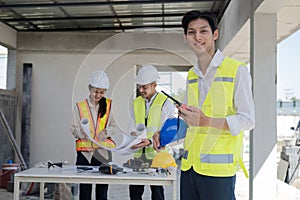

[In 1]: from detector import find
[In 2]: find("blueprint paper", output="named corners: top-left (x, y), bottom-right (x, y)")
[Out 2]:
top-left (80, 118), bottom-right (145, 155)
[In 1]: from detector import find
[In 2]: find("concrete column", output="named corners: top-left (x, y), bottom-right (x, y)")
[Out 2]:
top-left (250, 13), bottom-right (277, 200)
top-left (281, 146), bottom-right (300, 184)
top-left (6, 50), bottom-right (16, 90)
top-left (0, 22), bottom-right (16, 49)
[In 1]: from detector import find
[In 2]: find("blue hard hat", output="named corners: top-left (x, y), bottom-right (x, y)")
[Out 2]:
top-left (159, 117), bottom-right (188, 147)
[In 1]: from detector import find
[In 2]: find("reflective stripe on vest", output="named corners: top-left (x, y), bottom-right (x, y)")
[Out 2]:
top-left (75, 98), bottom-right (111, 152)
top-left (201, 154), bottom-right (233, 164)
top-left (181, 57), bottom-right (248, 177)
top-left (133, 93), bottom-right (167, 159)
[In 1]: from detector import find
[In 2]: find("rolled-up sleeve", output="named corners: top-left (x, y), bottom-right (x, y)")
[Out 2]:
top-left (160, 99), bottom-right (176, 127)
top-left (70, 104), bottom-right (86, 139)
top-left (226, 66), bottom-right (255, 136)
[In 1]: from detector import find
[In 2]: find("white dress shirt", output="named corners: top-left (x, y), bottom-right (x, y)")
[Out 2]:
top-left (129, 92), bottom-right (175, 135)
top-left (185, 50), bottom-right (255, 136)
top-left (70, 96), bottom-right (115, 162)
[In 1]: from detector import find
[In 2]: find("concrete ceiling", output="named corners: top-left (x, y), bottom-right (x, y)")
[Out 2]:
top-left (223, 0), bottom-right (300, 63)
top-left (0, 0), bottom-right (230, 32)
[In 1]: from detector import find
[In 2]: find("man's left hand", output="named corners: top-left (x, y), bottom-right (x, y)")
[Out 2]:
top-left (178, 105), bottom-right (210, 127)
top-left (131, 139), bottom-right (150, 149)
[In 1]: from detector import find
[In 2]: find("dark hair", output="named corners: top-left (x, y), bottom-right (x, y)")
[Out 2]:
top-left (88, 84), bottom-right (107, 118)
top-left (182, 10), bottom-right (218, 35)
top-left (98, 97), bottom-right (107, 118)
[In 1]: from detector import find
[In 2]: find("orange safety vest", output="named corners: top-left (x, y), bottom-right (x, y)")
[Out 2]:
top-left (75, 98), bottom-right (111, 152)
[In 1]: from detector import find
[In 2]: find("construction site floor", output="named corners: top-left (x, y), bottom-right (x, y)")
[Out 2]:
top-left (1, 169), bottom-right (300, 200)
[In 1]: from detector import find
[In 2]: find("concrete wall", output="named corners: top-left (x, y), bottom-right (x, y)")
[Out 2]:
top-left (1, 0), bottom-right (268, 168)
top-left (218, 0), bottom-right (263, 50)
top-left (16, 31), bottom-right (193, 166)
top-left (0, 22), bottom-right (17, 49)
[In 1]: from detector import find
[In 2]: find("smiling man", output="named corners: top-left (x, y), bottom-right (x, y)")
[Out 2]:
top-left (179, 10), bottom-right (255, 200)
top-left (129, 64), bottom-right (175, 200)
top-left (153, 10), bottom-right (255, 200)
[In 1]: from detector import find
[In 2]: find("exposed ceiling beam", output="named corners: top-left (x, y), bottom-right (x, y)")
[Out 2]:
top-left (18, 24), bottom-right (183, 32)
top-left (0, 0), bottom-right (40, 30)
top-left (0, 0), bottom-right (227, 32)
top-left (5, 13), bottom-right (190, 22)
top-left (107, 0), bottom-right (124, 32)
top-left (0, 0), bottom-right (224, 9)
top-left (217, 0), bottom-right (230, 19)
top-left (50, 0), bottom-right (81, 30)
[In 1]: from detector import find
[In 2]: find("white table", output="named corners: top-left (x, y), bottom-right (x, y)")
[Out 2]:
top-left (14, 166), bottom-right (177, 200)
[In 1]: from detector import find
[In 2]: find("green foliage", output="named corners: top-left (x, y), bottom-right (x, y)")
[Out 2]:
top-left (290, 96), bottom-right (300, 101)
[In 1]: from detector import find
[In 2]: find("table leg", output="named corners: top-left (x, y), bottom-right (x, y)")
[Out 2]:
top-left (92, 183), bottom-right (95, 200)
top-left (13, 177), bottom-right (20, 200)
top-left (173, 179), bottom-right (177, 200)
top-left (40, 182), bottom-right (45, 200)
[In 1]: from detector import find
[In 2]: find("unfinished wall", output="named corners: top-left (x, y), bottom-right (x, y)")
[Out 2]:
top-left (16, 31), bottom-right (193, 166)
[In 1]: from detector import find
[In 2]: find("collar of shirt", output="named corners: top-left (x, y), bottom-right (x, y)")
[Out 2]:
top-left (88, 96), bottom-right (99, 112)
top-left (193, 49), bottom-right (225, 77)
top-left (145, 92), bottom-right (158, 116)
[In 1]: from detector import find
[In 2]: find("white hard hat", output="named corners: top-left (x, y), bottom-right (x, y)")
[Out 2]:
top-left (135, 65), bottom-right (159, 85)
top-left (89, 70), bottom-right (110, 89)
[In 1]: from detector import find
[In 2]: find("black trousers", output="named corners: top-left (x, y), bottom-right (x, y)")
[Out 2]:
top-left (76, 151), bottom-right (108, 200)
top-left (180, 168), bottom-right (236, 200)
top-left (129, 150), bottom-right (164, 200)
top-left (129, 185), bottom-right (164, 200)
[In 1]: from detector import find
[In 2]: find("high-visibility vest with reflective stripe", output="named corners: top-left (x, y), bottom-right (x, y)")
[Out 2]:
top-left (133, 93), bottom-right (167, 159)
top-left (75, 98), bottom-right (112, 152)
top-left (181, 57), bottom-right (247, 177)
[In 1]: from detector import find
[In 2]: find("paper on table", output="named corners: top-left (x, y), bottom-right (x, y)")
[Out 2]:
top-left (113, 134), bottom-right (145, 155)
top-left (80, 118), bottom-right (145, 155)
top-left (80, 118), bottom-right (111, 150)
top-left (106, 127), bottom-right (133, 149)
top-left (113, 123), bottom-right (148, 155)
top-left (113, 123), bottom-right (147, 148)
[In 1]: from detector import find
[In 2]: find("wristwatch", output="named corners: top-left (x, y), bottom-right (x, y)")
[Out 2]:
top-left (148, 139), bottom-right (152, 146)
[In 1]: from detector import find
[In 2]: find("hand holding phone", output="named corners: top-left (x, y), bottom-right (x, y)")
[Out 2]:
top-left (161, 90), bottom-right (189, 110)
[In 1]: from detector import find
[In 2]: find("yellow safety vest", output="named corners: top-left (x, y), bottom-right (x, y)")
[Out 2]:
top-left (181, 57), bottom-right (248, 177)
top-left (133, 93), bottom-right (167, 160)
top-left (75, 98), bottom-right (111, 152)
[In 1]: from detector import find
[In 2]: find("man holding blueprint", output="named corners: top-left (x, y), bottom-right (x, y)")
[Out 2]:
top-left (128, 65), bottom-right (175, 200)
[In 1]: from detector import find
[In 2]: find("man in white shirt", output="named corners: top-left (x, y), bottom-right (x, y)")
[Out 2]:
top-left (153, 10), bottom-right (255, 200)
top-left (129, 64), bottom-right (175, 200)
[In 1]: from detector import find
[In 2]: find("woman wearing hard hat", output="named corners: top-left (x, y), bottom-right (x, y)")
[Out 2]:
top-left (129, 65), bottom-right (175, 200)
top-left (70, 70), bottom-right (114, 200)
